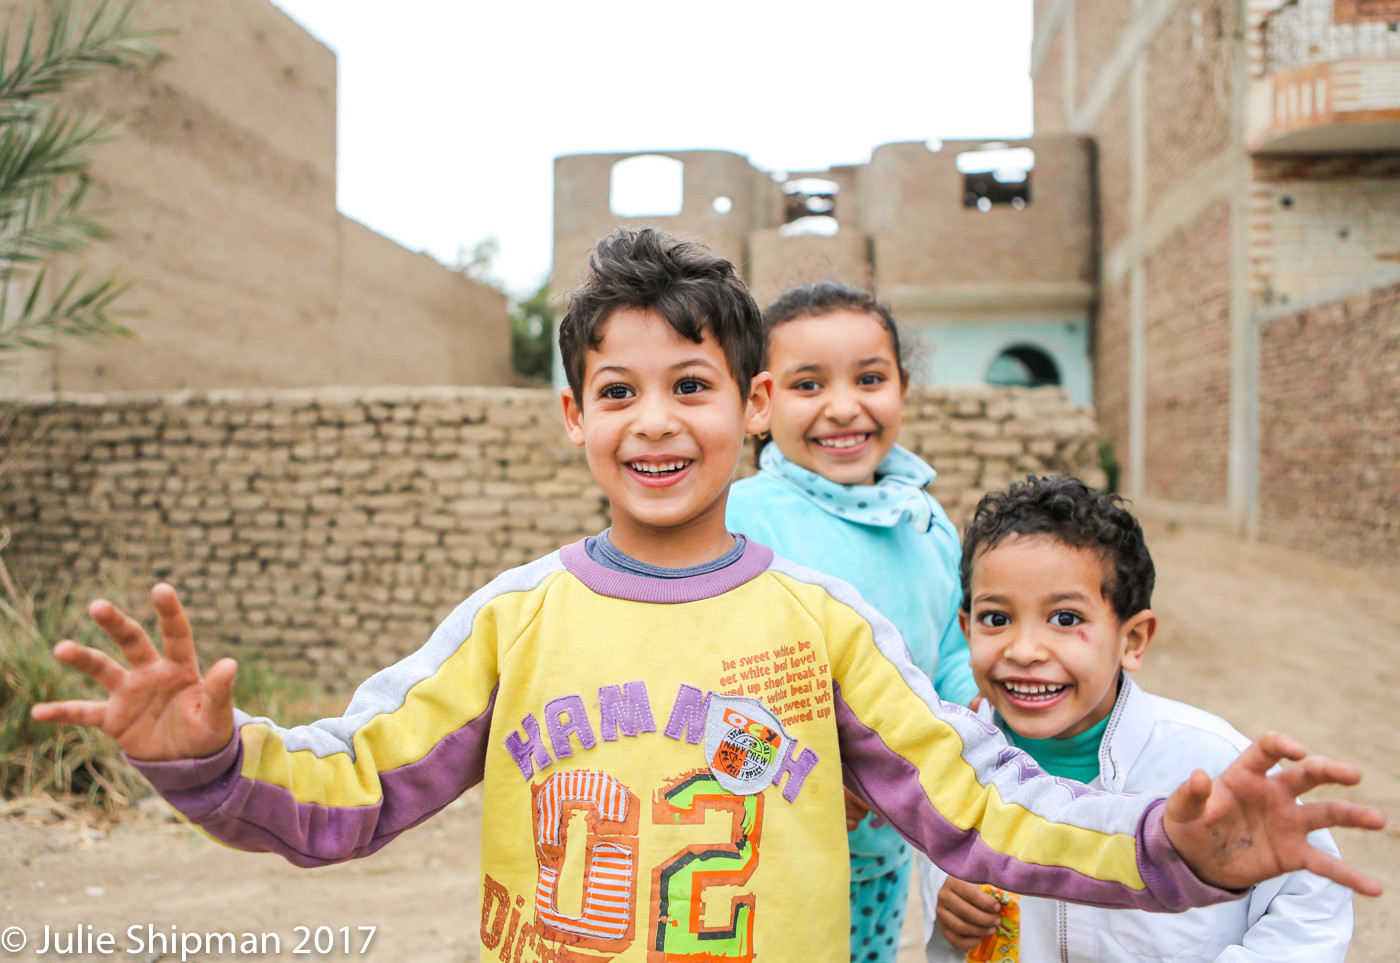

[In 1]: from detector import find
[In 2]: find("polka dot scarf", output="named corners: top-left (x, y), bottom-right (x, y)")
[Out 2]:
top-left (757, 442), bottom-right (937, 533)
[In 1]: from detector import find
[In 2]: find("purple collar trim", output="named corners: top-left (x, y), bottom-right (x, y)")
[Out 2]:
top-left (560, 537), bottom-right (774, 603)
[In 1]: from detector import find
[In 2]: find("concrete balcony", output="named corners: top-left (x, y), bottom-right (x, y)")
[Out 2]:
top-left (1247, 0), bottom-right (1400, 153)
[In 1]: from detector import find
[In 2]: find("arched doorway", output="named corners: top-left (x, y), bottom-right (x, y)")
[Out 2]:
top-left (986, 344), bottom-right (1061, 389)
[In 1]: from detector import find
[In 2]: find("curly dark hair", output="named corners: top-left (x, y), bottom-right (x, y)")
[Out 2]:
top-left (960, 475), bottom-right (1155, 622)
top-left (558, 227), bottom-right (763, 403)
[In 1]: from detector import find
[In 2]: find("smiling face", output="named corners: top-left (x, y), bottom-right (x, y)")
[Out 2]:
top-left (962, 534), bottom-right (1155, 740)
top-left (561, 307), bottom-right (772, 567)
top-left (765, 309), bottom-right (908, 486)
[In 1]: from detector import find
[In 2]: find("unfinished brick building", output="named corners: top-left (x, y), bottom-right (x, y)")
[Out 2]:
top-left (552, 0), bottom-right (1399, 568)
top-left (2, 0), bottom-right (510, 395)
top-left (552, 138), bottom-right (1099, 406)
top-left (1034, 0), bottom-right (1400, 566)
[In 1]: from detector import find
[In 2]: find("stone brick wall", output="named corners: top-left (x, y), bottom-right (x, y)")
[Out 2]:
top-left (1033, 19), bottom-right (1068, 132)
top-left (0, 386), bottom-right (1102, 690)
top-left (1095, 84), bottom-right (1134, 256)
top-left (1074, 0), bottom-right (1132, 103)
top-left (1142, 202), bottom-right (1234, 505)
top-left (1145, 0), bottom-right (1234, 208)
top-left (1251, 156), bottom-right (1400, 309)
top-left (1257, 281), bottom-right (1400, 569)
top-left (1095, 277), bottom-right (1132, 479)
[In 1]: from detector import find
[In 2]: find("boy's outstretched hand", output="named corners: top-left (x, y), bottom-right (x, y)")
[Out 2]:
top-left (1164, 730), bottom-right (1386, 896)
top-left (29, 584), bottom-right (235, 762)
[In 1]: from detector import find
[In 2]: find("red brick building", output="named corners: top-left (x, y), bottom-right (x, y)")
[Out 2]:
top-left (1034, 0), bottom-right (1400, 567)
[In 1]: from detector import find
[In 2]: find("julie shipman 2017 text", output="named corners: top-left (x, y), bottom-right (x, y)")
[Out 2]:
top-left (32, 922), bottom-right (376, 959)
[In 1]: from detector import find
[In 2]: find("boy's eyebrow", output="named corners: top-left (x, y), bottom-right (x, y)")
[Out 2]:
top-left (588, 357), bottom-right (721, 384)
top-left (971, 590), bottom-right (1096, 606)
top-left (779, 361), bottom-right (826, 377)
top-left (1043, 590), bottom-right (1094, 605)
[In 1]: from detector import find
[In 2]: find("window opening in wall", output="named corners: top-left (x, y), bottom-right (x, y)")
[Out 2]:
top-left (610, 154), bottom-right (684, 217)
top-left (986, 344), bottom-right (1060, 389)
top-left (779, 176), bottom-right (840, 236)
top-left (957, 146), bottom-right (1034, 210)
top-left (712, 196), bottom-right (733, 214)
top-left (781, 176), bottom-right (839, 228)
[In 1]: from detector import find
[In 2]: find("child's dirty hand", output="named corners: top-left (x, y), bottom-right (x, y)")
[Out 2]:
top-left (1163, 730), bottom-right (1387, 896)
top-left (935, 876), bottom-right (1003, 952)
top-left (30, 583), bottom-right (236, 762)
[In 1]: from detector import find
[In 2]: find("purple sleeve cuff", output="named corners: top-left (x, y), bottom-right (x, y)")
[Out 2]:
top-left (1137, 797), bottom-right (1248, 911)
top-left (127, 734), bottom-right (242, 794)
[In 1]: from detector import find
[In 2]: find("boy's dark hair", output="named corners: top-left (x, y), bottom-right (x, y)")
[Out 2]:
top-left (960, 475), bottom-right (1155, 622)
top-left (761, 282), bottom-right (907, 380)
top-left (755, 282), bottom-right (907, 460)
top-left (558, 227), bottom-right (763, 401)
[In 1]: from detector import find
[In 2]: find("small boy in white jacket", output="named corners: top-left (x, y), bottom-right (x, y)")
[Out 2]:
top-left (921, 476), bottom-right (1352, 963)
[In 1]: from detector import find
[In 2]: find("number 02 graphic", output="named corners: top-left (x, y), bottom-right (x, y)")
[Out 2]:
top-left (650, 771), bottom-right (763, 963)
top-left (529, 770), bottom-right (764, 962)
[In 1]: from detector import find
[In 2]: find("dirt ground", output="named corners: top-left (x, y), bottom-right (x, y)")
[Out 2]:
top-left (1, 520), bottom-right (1396, 962)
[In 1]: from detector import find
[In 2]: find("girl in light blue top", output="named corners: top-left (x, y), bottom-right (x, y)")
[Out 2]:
top-left (726, 282), bottom-right (976, 963)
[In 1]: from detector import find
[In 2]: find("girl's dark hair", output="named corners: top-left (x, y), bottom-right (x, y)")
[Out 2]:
top-left (754, 282), bottom-right (907, 459)
top-left (558, 227), bottom-right (763, 402)
top-left (959, 475), bottom-right (1155, 622)
top-left (762, 282), bottom-right (907, 377)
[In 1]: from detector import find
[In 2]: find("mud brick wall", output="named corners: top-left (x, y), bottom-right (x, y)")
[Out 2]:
top-left (1257, 281), bottom-right (1400, 569)
top-left (0, 385), bottom-right (1101, 690)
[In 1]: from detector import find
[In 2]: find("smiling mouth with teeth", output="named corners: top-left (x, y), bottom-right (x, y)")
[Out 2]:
top-left (627, 459), bottom-right (692, 476)
top-left (814, 433), bottom-right (871, 450)
top-left (1000, 680), bottom-right (1069, 701)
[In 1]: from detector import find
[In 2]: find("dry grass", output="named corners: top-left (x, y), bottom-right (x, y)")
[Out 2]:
top-left (0, 543), bottom-right (320, 813)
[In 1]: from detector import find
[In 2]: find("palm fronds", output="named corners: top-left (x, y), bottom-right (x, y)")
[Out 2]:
top-left (0, 0), bottom-right (166, 362)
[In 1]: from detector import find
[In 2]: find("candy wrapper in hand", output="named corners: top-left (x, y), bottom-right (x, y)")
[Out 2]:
top-left (966, 886), bottom-right (1019, 963)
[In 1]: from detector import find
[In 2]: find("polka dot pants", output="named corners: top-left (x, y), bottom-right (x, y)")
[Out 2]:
top-left (849, 860), bottom-right (910, 963)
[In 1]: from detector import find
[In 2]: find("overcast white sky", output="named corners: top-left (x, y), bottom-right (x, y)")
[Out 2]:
top-left (266, 1), bottom-right (1035, 295)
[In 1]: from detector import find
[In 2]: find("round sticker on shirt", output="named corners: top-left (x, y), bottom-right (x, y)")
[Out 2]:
top-left (703, 695), bottom-right (788, 795)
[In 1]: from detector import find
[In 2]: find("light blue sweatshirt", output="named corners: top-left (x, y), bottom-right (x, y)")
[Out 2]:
top-left (726, 443), bottom-right (976, 878)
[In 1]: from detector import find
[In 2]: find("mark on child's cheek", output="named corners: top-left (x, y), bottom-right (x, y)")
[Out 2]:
top-left (1076, 627), bottom-right (1090, 645)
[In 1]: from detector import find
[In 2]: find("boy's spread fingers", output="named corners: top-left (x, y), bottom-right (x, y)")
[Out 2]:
top-left (1167, 769), bottom-right (1211, 822)
top-left (30, 699), bottom-right (108, 728)
top-left (1300, 846), bottom-right (1384, 897)
top-left (1300, 799), bottom-right (1388, 833)
top-left (88, 599), bottom-right (159, 667)
top-left (52, 640), bottom-right (126, 692)
top-left (1241, 730), bottom-right (1306, 771)
top-left (151, 583), bottom-right (197, 666)
top-left (1274, 755), bottom-right (1362, 796)
top-left (203, 657), bottom-right (237, 717)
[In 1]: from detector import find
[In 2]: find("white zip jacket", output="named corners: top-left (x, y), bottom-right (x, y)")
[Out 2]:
top-left (920, 677), bottom-right (1353, 963)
